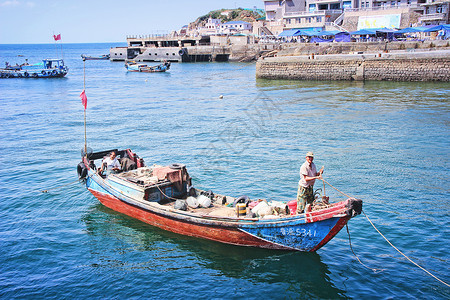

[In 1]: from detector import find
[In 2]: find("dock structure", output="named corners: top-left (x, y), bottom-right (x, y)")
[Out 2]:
top-left (110, 34), bottom-right (277, 63)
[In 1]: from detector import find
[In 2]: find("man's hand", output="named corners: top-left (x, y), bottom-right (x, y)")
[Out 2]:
top-left (318, 166), bottom-right (324, 175)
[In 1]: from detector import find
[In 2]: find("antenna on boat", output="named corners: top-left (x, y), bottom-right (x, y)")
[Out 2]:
top-left (81, 57), bottom-right (87, 155)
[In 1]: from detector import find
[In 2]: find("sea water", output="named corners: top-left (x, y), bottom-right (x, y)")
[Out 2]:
top-left (0, 43), bottom-right (449, 298)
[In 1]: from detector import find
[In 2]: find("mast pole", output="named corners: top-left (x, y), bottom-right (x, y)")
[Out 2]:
top-left (83, 58), bottom-right (87, 154)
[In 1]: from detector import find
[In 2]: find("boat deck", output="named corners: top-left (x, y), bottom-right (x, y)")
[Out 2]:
top-left (109, 166), bottom-right (333, 220)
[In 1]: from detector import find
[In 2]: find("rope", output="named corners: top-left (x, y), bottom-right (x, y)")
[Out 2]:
top-left (155, 184), bottom-right (180, 201)
top-left (321, 178), bottom-right (352, 198)
top-left (40, 179), bottom-right (80, 193)
top-left (320, 177), bottom-right (449, 287)
top-left (362, 210), bottom-right (450, 287)
top-left (346, 224), bottom-right (383, 273)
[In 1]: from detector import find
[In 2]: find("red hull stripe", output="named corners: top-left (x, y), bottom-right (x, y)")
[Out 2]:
top-left (310, 216), bottom-right (350, 251)
top-left (89, 189), bottom-right (287, 249)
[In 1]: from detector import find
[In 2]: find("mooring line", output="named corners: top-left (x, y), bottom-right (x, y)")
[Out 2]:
top-left (40, 179), bottom-right (80, 193)
top-left (362, 210), bottom-right (450, 287)
top-left (321, 177), bottom-right (449, 287)
top-left (346, 224), bottom-right (383, 273)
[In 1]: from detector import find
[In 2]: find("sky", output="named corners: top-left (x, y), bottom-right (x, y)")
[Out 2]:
top-left (0, 0), bottom-right (263, 44)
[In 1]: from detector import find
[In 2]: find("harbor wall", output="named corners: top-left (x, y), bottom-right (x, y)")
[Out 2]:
top-left (255, 50), bottom-right (450, 82)
top-left (111, 39), bottom-right (449, 63)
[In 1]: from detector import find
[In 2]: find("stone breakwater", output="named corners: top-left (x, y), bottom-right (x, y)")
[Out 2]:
top-left (256, 50), bottom-right (450, 82)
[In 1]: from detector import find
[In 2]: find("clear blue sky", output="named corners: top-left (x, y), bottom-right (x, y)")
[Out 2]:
top-left (0, 0), bottom-right (263, 44)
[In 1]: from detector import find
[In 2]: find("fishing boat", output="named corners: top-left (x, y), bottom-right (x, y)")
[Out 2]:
top-left (125, 61), bottom-right (171, 73)
top-left (81, 54), bottom-right (110, 60)
top-left (0, 59), bottom-right (68, 78)
top-left (77, 148), bottom-right (362, 251)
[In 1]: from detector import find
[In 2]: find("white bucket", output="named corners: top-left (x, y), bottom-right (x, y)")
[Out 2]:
top-left (251, 201), bottom-right (268, 216)
top-left (197, 195), bottom-right (211, 208)
top-left (186, 196), bottom-right (199, 208)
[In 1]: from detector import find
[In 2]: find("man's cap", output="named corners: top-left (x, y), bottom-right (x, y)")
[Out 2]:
top-left (306, 151), bottom-right (314, 157)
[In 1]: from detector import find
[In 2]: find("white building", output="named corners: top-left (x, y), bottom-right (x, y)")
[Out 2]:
top-left (219, 21), bottom-right (253, 34)
top-left (198, 17), bottom-right (222, 35)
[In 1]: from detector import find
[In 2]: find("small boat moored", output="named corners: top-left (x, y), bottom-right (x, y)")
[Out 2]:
top-left (125, 60), bottom-right (171, 73)
top-left (78, 148), bottom-right (363, 252)
top-left (81, 54), bottom-right (110, 60)
top-left (0, 59), bottom-right (68, 78)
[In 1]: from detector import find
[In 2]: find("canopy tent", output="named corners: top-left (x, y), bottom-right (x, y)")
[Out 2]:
top-left (278, 29), bottom-right (301, 37)
top-left (424, 24), bottom-right (450, 32)
top-left (313, 30), bottom-right (341, 36)
top-left (395, 26), bottom-right (429, 34)
top-left (375, 28), bottom-right (397, 33)
top-left (350, 29), bottom-right (378, 35)
top-left (293, 30), bottom-right (317, 37)
top-left (335, 32), bottom-right (351, 42)
top-left (310, 37), bottom-right (334, 43)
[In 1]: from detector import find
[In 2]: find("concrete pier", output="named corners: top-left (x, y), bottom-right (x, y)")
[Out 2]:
top-left (256, 49), bottom-right (450, 82)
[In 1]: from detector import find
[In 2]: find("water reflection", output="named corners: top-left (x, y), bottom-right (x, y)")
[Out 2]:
top-left (81, 203), bottom-right (347, 298)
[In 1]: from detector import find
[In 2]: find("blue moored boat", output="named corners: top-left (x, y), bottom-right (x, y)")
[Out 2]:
top-left (125, 61), bottom-right (170, 73)
top-left (0, 59), bottom-right (68, 78)
top-left (81, 54), bottom-right (110, 60)
top-left (78, 148), bottom-right (363, 251)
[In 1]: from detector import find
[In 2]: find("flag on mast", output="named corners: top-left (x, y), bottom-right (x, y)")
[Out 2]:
top-left (80, 90), bottom-right (87, 110)
top-left (53, 34), bottom-right (61, 41)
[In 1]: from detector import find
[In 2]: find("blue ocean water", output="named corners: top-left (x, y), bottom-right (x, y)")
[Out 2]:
top-left (0, 43), bottom-right (449, 299)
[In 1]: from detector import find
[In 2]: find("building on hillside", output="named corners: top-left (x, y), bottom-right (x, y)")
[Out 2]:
top-left (262, 0), bottom-right (450, 34)
top-left (219, 21), bottom-right (253, 34)
top-left (197, 17), bottom-right (222, 35)
top-left (419, 0), bottom-right (450, 25)
top-left (179, 25), bottom-right (188, 36)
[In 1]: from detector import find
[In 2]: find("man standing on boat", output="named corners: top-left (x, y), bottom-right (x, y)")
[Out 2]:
top-left (297, 152), bottom-right (324, 213)
top-left (98, 151), bottom-right (121, 175)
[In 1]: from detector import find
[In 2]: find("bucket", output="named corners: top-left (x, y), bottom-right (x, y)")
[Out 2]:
top-left (236, 203), bottom-right (246, 217)
top-left (197, 195), bottom-right (211, 208)
top-left (287, 200), bottom-right (297, 215)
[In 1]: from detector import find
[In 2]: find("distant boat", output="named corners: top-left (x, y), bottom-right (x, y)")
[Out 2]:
top-left (81, 54), bottom-right (110, 60)
top-left (0, 59), bottom-right (68, 78)
top-left (125, 61), bottom-right (171, 73)
top-left (77, 148), bottom-right (363, 251)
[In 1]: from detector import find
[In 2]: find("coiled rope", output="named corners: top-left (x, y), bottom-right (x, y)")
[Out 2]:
top-left (321, 178), bottom-right (450, 287)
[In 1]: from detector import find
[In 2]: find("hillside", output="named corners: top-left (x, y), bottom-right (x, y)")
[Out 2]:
top-left (188, 8), bottom-right (265, 30)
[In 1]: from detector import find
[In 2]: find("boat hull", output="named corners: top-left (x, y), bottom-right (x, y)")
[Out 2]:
top-left (1, 58), bottom-right (68, 78)
top-left (0, 69), bottom-right (68, 78)
top-left (86, 170), bottom-right (358, 251)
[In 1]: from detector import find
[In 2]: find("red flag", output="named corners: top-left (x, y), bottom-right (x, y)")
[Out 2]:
top-left (53, 34), bottom-right (61, 41)
top-left (80, 90), bottom-right (87, 110)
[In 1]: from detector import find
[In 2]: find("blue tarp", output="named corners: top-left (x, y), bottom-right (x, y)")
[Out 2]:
top-left (293, 30), bottom-right (316, 36)
top-left (310, 37), bottom-right (334, 43)
top-left (376, 28), bottom-right (397, 33)
top-left (395, 27), bottom-right (429, 33)
top-left (314, 30), bottom-right (341, 36)
top-left (350, 29), bottom-right (377, 35)
top-left (334, 32), bottom-right (351, 42)
top-left (278, 29), bottom-right (301, 37)
top-left (424, 24), bottom-right (450, 32)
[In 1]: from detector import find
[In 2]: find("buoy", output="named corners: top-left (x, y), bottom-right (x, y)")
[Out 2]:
top-left (236, 203), bottom-right (246, 217)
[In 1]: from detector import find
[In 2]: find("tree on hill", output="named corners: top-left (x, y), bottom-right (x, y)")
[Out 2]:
top-left (191, 8), bottom-right (265, 29)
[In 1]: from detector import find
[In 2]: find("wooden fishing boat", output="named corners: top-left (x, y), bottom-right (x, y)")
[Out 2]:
top-left (77, 148), bottom-right (362, 251)
top-left (125, 61), bottom-right (171, 73)
top-left (81, 54), bottom-right (110, 60)
top-left (0, 59), bottom-right (68, 78)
